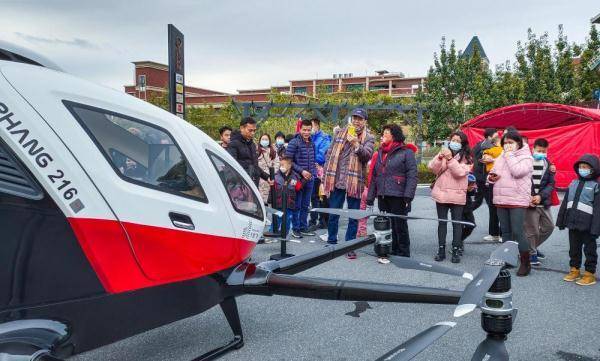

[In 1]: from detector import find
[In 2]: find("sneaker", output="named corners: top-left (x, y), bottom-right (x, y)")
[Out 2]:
top-left (563, 267), bottom-right (581, 282)
top-left (536, 251), bottom-right (546, 260)
top-left (291, 230), bottom-right (303, 239)
top-left (301, 230), bottom-right (316, 236)
top-left (576, 271), bottom-right (596, 286)
top-left (378, 257), bottom-right (390, 264)
top-left (346, 251), bottom-right (357, 260)
top-left (319, 233), bottom-right (329, 242)
top-left (530, 254), bottom-right (541, 266)
top-left (483, 235), bottom-right (498, 242)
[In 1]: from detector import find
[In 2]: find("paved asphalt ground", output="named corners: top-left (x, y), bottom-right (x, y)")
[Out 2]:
top-left (72, 188), bottom-right (600, 361)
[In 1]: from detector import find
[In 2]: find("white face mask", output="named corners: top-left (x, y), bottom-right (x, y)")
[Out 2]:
top-left (260, 140), bottom-right (269, 148)
top-left (279, 166), bottom-right (288, 173)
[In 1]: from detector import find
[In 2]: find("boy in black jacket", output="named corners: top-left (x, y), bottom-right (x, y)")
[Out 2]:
top-left (270, 157), bottom-right (304, 237)
top-left (557, 154), bottom-right (600, 286)
top-left (459, 173), bottom-right (478, 254)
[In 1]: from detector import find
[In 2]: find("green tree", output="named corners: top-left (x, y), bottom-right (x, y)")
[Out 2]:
top-left (575, 25), bottom-right (600, 101)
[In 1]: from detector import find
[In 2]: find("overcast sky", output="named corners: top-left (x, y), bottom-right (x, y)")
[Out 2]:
top-left (2, 1), bottom-right (599, 93)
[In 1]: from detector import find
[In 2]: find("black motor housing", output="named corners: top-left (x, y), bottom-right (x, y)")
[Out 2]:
top-left (373, 216), bottom-right (392, 257)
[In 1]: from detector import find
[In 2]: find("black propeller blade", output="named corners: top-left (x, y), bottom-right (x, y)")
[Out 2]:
top-left (375, 322), bottom-right (456, 361)
top-left (454, 242), bottom-right (519, 318)
top-left (470, 337), bottom-right (509, 361)
top-left (389, 256), bottom-right (474, 280)
top-left (311, 208), bottom-right (476, 227)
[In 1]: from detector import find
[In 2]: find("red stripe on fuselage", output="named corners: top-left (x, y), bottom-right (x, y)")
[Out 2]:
top-left (68, 218), bottom-right (256, 294)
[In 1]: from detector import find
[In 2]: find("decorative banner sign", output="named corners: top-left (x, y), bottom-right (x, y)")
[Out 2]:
top-left (168, 24), bottom-right (185, 119)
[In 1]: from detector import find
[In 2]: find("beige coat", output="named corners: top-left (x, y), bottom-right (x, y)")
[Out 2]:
top-left (258, 148), bottom-right (280, 203)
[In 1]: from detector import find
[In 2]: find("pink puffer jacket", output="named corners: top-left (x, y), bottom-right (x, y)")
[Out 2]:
top-left (489, 145), bottom-right (533, 207)
top-left (428, 154), bottom-right (471, 205)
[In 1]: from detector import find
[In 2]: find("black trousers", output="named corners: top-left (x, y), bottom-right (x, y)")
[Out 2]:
top-left (309, 178), bottom-right (328, 226)
top-left (461, 208), bottom-right (476, 241)
top-left (436, 203), bottom-right (464, 249)
top-left (569, 229), bottom-right (598, 273)
top-left (473, 181), bottom-right (500, 237)
top-left (378, 196), bottom-right (410, 257)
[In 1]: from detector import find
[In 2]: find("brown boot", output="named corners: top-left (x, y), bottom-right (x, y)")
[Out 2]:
top-left (576, 271), bottom-right (596, 286)
top-left (563, 267), bottom-right (581, 282)
top-left (517, 251), bottom-right (531, 277)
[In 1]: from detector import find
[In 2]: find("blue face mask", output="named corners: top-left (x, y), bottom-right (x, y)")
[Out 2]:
top-left (276, 139), bottom-right (284, 147)
top-left (579, 168), bottom-right (592, 178)
top-left (449, 141), bottom-right (462, 152)
top-left (532, 152), bottom-right (546, 161)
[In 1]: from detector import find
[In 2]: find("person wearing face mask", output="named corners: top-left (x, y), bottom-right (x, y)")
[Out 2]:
top-left (257, 133), bottom-right (279, 204)
top-left (523, 138), bottom-right (555, 266)
top-left (428, 131), bottom-right (473, 263)
top-left (557, 154), bottom-right (600, 286)
top-left (274, 131), bottom-right (286, 158)
top-left (323, 108), bottom-right (375, 258)
top-left (286, 119), bottom-right (317, 238)
top-left (487, 130), bottom-right (533, 276)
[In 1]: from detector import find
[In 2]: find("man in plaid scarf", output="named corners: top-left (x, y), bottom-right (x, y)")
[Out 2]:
top-left (323, 108), bottom-right (375, 257)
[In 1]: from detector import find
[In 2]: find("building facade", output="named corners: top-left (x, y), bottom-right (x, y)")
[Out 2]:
top-left (124, 62), bottom-right (425, 106)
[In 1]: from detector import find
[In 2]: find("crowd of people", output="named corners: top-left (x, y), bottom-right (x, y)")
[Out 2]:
top-left (220, 109), bottom-right (600, 286)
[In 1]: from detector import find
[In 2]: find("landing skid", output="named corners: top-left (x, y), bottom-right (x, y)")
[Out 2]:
top-left (193, 297), bottom-right (244, 361)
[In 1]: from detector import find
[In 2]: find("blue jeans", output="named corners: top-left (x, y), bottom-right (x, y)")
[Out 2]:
top-left (327, 187), bottom-right (361, 243)
top-left (270, 209), bottom-right (295, 237)
top-left (293, 179), bottom-right (314, 232)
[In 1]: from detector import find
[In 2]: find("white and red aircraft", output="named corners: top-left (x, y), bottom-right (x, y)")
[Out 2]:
top-left (0, 41), bottom-right (517, 361)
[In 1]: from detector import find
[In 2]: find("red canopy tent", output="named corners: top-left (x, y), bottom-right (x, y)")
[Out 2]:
top-left (461, 103), bottom-right (600, 188)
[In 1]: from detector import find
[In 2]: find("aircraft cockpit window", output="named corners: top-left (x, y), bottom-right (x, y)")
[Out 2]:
top-left (207, 151), bottom-right (263, 220)
top-left (64, 101), bottom-right (207, 203)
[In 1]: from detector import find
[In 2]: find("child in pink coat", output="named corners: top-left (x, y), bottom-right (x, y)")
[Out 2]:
top-left (488, 130), bottom-right (533, 276)
top-left (428, 131), bottom-right (473, 263)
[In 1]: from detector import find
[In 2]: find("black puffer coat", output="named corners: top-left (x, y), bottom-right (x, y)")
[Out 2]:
top-left (367, 145), bottom-right (418, 204)
top-left (557, 154), bottom-right (600, 236)
top-left (227, 131), bottom-right (269, 185)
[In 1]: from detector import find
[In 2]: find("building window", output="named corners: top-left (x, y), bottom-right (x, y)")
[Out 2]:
top-left (325, 85), bottom-right (335, 93)
top-left (293, 87), bottom-right (307, 94)
top-left (370, 85), bottom-right (388, 91)
top-left (137, 74), bottom-right (146, 89)
top-left (64, 101), bottom-right (207, 203)
top-left (346, 84), bottom-right (365, 92)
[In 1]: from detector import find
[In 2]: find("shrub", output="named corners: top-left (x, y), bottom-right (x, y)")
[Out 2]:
top-left (417, 162), bottom-right (436, 184)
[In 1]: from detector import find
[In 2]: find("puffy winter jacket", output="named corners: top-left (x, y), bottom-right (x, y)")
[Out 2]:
top-left (367, 145), bottom-right (418, 204)
top-left (557, 154), bottom-right (600, 236)
top-left (311, 130), bottom-right (332, 166)
top-left (286, 134), bottom-right (317, 176)
top-left (472, 139), bottom-right (493, 182)
top-left (489, 145), bottom-right (533, 207)
top-left (270, 170), bottom-right (304, 210)
top-left (227, 131), bottom-right (269, 185)
top-left (428, 153), bottom-right (472, 205)
top-left (257, 147), bottom-right (279, 203)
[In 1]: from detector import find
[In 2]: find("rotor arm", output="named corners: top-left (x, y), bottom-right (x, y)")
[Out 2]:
top-left (263, 236), bottom-right (376, 275)
top-left (244, 272), bottom-right (461, 305)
